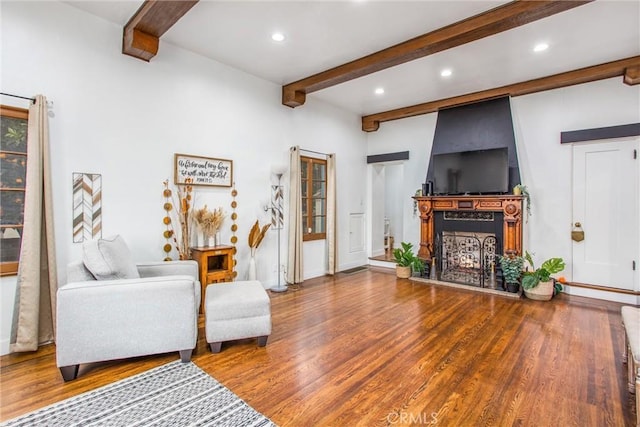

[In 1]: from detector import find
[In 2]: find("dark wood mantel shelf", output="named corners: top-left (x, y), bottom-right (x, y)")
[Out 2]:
top-left (414, 195), bottom-right (524, 261)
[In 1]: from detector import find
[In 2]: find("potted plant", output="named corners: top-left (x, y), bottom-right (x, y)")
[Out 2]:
top-left (393, 242), bottom-right (424, 279)
top-left (499, 251), bottom-right (524, 293)
top-left (521, 251), bottom-right (566, 301)
top-left (513, 184), bottom-right (531, 220)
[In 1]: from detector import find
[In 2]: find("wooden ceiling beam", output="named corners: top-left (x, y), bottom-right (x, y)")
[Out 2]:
top-left (123, 0), bottom-right (199, 62)
top-left (361, 56), bottom-right (640, 132)
top-left (624, 66), bottom-right (640, 85)
top-left (282, 0), bottom-right (591, 108)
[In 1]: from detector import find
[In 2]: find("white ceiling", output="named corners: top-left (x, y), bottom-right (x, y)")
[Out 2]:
top-left (66, 1), bottom-right (640, 116)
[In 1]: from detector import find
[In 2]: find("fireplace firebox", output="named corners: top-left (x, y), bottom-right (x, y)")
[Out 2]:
top-left (437, 231), bottom-right (498, 287)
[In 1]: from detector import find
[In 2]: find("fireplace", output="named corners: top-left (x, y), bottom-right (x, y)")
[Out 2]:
top-left (414, 194), bottom-right (523, 270)
top-left (416, 99), bottom-right (522, 293)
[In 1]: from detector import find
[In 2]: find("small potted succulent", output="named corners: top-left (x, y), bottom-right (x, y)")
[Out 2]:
top-left (393, 242), bottom-right (424, 279)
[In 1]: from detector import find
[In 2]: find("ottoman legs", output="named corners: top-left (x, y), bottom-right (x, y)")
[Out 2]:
top-left (60, 365), bottom-right (79, 382)
top-left (208, 335), bottom-right (269, 353)
top-left (179, 349), bottom-right (193, 362)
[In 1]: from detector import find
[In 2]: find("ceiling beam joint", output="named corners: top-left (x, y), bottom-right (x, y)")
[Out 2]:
top-left (624, 66), bottom-right (640, 85)
top-left (122, 0), bottom-right (199, 62)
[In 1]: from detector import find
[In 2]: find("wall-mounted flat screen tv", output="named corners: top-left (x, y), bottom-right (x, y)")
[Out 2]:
top-left (432, 147), bottom-right (509, 195)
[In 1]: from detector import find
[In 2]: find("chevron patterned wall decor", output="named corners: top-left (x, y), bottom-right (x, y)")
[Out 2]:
top-left (73, 172), bottom-right (102, 243)
top-left (271, 184), bottom-right (284, 230)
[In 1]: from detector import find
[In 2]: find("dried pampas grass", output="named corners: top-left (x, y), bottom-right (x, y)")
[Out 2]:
top-left (193, 205), bottom-right (225, 238)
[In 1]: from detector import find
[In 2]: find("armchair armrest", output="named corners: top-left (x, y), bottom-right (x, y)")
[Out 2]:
top-left (136, 260), bottom-right (198, 280)
top-left (136, 261), bottom-right (200, 310)
top-left (60, 274), bottom-right (196, 291)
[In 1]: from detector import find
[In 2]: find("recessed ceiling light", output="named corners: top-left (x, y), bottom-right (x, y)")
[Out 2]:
top-left (533, 43), bottom-right (549, 52)
top-left (271, 33), bottom-right (285, 42)
top-left (374, 87), bottom-right (385, 95)
top-left (440, 69), bottom-right (452, 77)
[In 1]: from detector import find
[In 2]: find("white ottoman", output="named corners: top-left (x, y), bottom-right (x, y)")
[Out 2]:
top-left (205, 280), bottom-right (272, 353)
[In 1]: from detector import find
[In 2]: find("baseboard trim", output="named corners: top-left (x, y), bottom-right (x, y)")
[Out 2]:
top-left (564, 285), bottom-right (639, 305)
top-left (368, 259), bottom-right (395, 269)
top-left (567, 281), bottom-right (639, 296)
top-left (0, 338), bottom-right (10, 356)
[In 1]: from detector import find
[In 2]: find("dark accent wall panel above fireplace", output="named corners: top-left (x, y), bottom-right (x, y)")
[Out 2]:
top-left (425, 96), bottom-right (521, 193)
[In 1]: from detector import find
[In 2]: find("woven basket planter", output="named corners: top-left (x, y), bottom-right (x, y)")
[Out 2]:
top-left (524, 280), bottom-right (554, 301)
top-left (396, 266), bottom-right (412, 279)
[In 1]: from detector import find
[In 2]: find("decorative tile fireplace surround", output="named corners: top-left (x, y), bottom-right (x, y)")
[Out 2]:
top-left (414, 195), bottom-right (524, 290)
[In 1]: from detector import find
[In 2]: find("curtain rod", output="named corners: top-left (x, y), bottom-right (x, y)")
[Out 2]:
top-left (0, 92), bottom-right (35, 103)
top-left (300, 148), bottom-right (331, 157)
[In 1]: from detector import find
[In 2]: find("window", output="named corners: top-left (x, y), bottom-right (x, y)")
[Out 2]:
top-left (0, 105), bottom-right (28, 276)
top-left (301, 156), bottom-right (327, 241)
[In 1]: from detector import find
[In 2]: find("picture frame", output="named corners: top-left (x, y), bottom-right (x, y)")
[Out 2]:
top-left (174, 153), bottom-right (233, 187)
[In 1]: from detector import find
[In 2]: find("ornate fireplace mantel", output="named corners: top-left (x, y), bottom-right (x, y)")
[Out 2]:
top-left (414, 195), bottom-right (523, 260)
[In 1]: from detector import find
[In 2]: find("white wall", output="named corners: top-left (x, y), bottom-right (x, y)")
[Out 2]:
top-left (511, 78), bottom-right (640, 304)
top-left (366, 78), bottom-right (640, 303)
top-left (0, 1), bottom-right (368, 354)
top-left (367, 114), bottom-right (438, 249)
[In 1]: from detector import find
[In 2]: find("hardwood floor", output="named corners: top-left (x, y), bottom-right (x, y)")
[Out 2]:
top-left (1, 267), bottom-right (636, 426)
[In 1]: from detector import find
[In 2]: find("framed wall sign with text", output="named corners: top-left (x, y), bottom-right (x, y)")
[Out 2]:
top-left (174, 154), bottom-right (233, 187)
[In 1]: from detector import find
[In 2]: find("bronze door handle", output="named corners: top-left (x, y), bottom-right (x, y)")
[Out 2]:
top-left (572, 222), bottom-right (584, 242)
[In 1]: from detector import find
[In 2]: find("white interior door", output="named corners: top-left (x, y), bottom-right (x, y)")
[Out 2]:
top-left (572, 138), bottom-right (639, 290)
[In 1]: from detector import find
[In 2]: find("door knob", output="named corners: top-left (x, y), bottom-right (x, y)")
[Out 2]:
top-left (572, 222), bottom-right (584, 242)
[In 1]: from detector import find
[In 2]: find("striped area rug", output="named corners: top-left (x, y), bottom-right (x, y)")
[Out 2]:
top-left (1, 361), bottom-right (277, 427)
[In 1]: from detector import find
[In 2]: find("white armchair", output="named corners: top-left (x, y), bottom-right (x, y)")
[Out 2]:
top-left (56, 236), bottom-right (200, 381)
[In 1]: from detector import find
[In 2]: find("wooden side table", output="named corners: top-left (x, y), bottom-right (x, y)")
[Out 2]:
top-left (191, 245), bottom-right (235, 314)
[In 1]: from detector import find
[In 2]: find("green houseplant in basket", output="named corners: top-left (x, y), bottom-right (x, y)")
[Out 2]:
top-left (393, 242), bottom-right (424, 279)
top-left (521, 251), bottom-right (565, 301)
top-left (499, 252), bottom-right (524, 293)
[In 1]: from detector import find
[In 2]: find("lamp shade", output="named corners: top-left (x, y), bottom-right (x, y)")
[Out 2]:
top-left (271, 164), bottom-right (286, 179)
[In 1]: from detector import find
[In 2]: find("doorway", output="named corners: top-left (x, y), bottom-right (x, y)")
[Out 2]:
top-left (572, 137), bottom-right (639, 291)
top-left (368, 162), bottom-right (405, 260)
top-left (384, 163), bottom-right (404, 259)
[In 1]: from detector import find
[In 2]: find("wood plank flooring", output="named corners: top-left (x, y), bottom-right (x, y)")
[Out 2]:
top-left (1, 267), bottom-right (636, 426)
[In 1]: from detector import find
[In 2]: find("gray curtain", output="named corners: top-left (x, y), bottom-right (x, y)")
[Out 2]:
top-left (326, 154), bottom-right (337, 274)
top-left (286, 146), bottom-right (303, 284)
top-left (10, 94), bottom-right (58, 352)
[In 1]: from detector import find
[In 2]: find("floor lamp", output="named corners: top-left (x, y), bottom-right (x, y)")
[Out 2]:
top-left (268, 171), bottom-right (287, 292)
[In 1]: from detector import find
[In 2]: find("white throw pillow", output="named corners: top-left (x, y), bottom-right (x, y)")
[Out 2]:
top-left (82, 235), bottom-right (140, 280)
